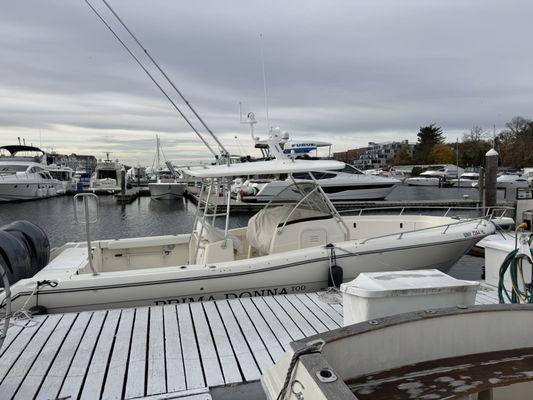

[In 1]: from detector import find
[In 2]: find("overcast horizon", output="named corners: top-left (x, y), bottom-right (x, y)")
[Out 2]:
top-left (1, 0), bottom-right (532, 165)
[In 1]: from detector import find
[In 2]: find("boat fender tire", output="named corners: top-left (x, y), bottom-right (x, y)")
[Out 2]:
top-left (2, 220), bottom-right (50, 272)
top-left (0, 230), bottom-right (32, 285)
top-left (0, 252), bottom-right (16, 288)
top-left (328, 264), bottom-right (343, 288)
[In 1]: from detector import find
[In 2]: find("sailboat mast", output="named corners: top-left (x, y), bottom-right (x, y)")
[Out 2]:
top-left (156, 135), bottom-right (160, 170)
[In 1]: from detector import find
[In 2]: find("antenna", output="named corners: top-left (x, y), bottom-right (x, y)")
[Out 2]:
top-left (259, 34), bottom-right (270, 134)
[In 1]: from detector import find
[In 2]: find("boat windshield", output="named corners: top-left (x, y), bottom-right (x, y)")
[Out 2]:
top-left (332, 164), bottom-right (364, 175)
top-left (0, 165), bottom-right (28, 174)
top-left (263, 181), bottom-right (334, 224)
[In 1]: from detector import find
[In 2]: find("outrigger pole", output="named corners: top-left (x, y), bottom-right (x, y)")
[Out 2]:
top-left (83, 0), bottom-right (225, 160)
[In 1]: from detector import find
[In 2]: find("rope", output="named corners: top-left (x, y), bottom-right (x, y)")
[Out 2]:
top-left (276, 339), bottom-right (325, 400)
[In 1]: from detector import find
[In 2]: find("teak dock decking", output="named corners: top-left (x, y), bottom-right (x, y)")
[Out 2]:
top-left (0, 284), bottom-right (500, 400)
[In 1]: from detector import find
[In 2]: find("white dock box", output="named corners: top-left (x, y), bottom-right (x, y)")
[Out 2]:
top-left (340, 269), bottom-right (479, 326)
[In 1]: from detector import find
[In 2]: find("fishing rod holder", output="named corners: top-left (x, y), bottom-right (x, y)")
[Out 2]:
top-left (73, 193), bottom-right (99, 275)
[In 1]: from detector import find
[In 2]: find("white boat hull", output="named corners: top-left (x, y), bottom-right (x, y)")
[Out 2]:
top-left (3, 217), bottom-right (494, 314)
top-left (0, 181), bottom-right (62, 202)
top-left (149, 182), bottom-right (186, 199)
top-left (405, 177), bottom-right (441, 186)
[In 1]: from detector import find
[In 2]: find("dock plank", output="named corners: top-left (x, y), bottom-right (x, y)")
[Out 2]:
top-left (228, 299), bottom-right (273, 372)
top-left (101, 308), bottom-right (135, 400)
top-left (202, 302), bottom-right (241, 384)
top-left (81, 309), bottom-right (121, 400)
top-left (59, 311), bottom-right (106, 399)
top-left (304, 293), bottom-right (344, 326)
top-left (0, 322), bottom-right (27, 358)
top-left (36, 312), bottom-right (92, 400)
top-left (177, 304), bottom-right (205, 389)
top-left (250, 297), bottom-right (294, 350)
top-left (261, 296), bottom-right (306, 341)
top-left (1, 314), bottom-right (62, 399)
top-left (290, 294), bottom-right (340, 331)
top-left (0, 316), bottom-right (47, 383)
top-left (190, 302), bottom-right (224, 387)
top-left (241, 298), bottom-right (285, 360)
top-left (215, 300), bottom-right (261, 381)
top-left (282, 295), bottom-right (329, 333)
top-left (15, 313), bottom-right (77, 400)
top-left (163, 305), bottom-right (186, 393)
top-left (268, 296), bottom-right (317, 337)
top-left (147, 306), bottom-right (167, 396)
top-left (125, 307), bottom-right (149, 399)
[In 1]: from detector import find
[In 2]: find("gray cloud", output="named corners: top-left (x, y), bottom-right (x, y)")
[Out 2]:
top-left (1, 0), bottom-right (532, 164)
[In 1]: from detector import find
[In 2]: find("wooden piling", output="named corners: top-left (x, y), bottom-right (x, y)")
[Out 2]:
top-left (484, 148), bottom-right (498, 208)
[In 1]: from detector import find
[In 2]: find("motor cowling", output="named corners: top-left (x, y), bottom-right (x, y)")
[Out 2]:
top-left (0, 221), bottom-right (50, 286)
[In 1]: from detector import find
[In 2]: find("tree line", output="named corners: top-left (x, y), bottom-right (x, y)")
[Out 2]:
top-left (392, 116), bottom-right (533, 168)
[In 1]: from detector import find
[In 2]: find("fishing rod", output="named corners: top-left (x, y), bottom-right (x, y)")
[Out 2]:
top-left (83, 0), bottom-right (219, 159)
top-left (100, 0), bottom-right (229, 158)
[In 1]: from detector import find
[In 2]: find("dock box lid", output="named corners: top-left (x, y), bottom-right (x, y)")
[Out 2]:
top-left (340, 269), bottom-right (479, 298)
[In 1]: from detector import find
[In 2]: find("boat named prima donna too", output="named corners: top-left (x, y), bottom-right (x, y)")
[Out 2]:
top-left (0, 145), bottom-right (64, 202)
top-left (1, 157), bottom-right (496, 314)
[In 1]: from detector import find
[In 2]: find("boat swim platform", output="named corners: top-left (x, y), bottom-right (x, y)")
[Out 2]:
top-left (0, 284), bottom-right (500, 400)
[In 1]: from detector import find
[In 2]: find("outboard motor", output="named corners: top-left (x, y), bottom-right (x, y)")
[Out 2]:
top-left (0, 221), bottom-right (50, 286)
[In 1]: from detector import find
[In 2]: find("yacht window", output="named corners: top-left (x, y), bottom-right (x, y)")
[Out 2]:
top-left (98, 170), bottom-right (118, 179)
top-left (39, 171), bottom-right (52, 179)
top-left (292, 172), bottom-right (337, 180)
top-left (0, 165), bottom-right (29, 173)
top-left (333, 165), bottom-right (364, 175)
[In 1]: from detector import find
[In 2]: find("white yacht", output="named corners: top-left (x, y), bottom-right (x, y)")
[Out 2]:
top-left (448, 171), bottom-right (479, 187)
top-left (148, 135), bottom-right (186, 200)
top-left (405, 165), bottom-right (464, 186)
top-left (90, 152), bottom-right (124, 193)
top-left (0, 145), bottom-right (63, 202)
top-left (47, 164), bottom-right (75, 194)
top-left (0, 156), bottom-right (495, 314)
top-left (240, 164), bottom-right (400, 202)
top-left (496, 173), bottom-right (529, 189)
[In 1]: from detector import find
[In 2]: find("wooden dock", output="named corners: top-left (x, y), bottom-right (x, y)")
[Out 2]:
top-left (115, 187), bottom-right (151, 204)
top-left (0, 285), bottom-right (500, 400)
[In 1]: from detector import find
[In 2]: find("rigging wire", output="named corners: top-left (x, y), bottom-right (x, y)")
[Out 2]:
top-left (100, 0), bottom-right (229, 158)
top-left (83, 0), bottom-right (219, 159)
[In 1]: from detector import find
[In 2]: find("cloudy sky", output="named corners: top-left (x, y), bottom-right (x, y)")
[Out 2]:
top-left (1, 0), bottom-right (532, 165)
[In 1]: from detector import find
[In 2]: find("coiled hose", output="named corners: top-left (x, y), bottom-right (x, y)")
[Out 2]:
top-left (498, 228), bottom-right (533, 304)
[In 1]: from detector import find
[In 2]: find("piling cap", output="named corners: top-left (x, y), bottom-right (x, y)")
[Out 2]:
top-left (486, 148), bottom-right (498, 156)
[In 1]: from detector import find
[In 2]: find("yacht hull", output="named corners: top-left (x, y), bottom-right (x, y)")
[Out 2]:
top-left (0, 181), bottom-right (62, 202)
top-left (149, 182), bottom-right (186, 199)
top-left (3, 219), bottom-right (493, 314)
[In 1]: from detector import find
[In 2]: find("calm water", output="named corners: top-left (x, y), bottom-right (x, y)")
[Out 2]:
top-left (0, 184), bottom-right (486, 280)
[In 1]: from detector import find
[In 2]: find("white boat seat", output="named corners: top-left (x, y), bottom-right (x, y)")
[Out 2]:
top-left (247, 204), bottom-right (333, 255)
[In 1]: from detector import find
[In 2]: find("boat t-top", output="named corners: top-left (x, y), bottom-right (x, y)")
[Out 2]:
top-left (1, 143), bottom-right (495, 313)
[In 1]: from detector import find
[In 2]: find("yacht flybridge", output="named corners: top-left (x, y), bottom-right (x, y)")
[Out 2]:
top-left (1, 157), bottom-right (495, 314)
